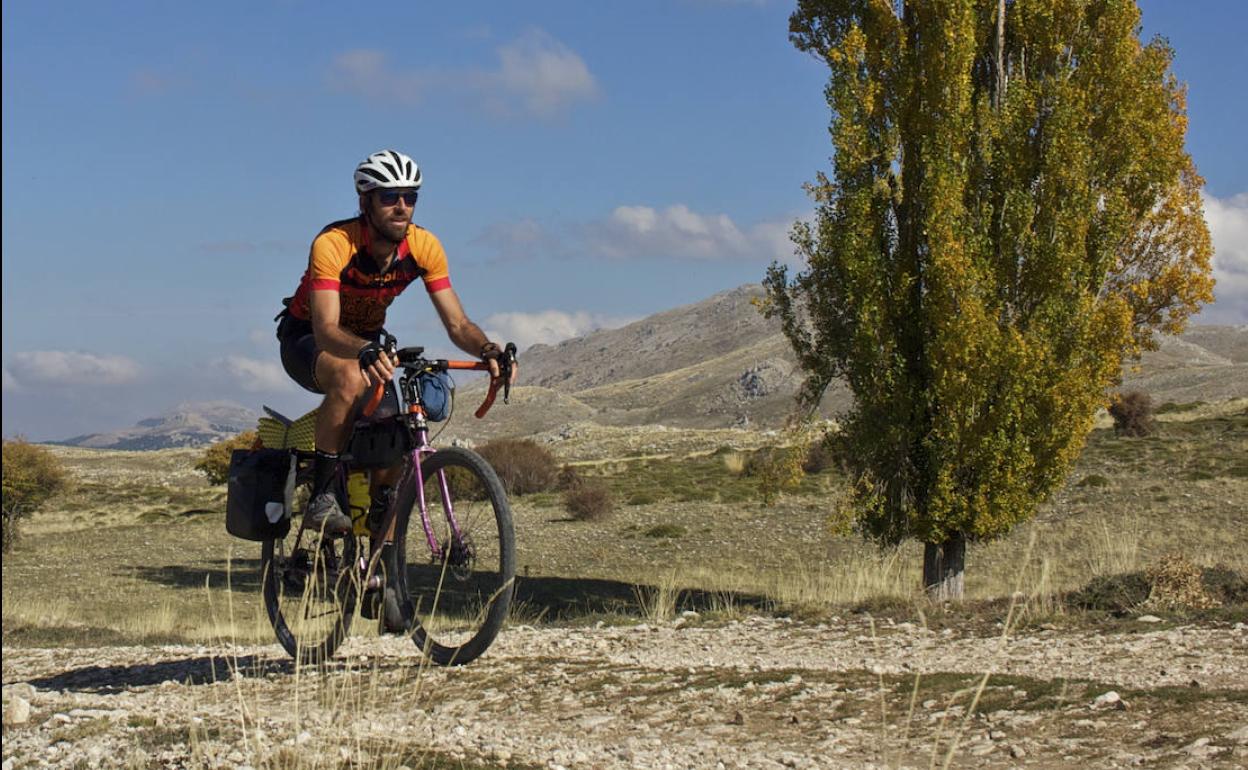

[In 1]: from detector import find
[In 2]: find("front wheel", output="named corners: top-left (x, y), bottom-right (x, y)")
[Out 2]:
top-left (395, 446), bottom-right (515, 666)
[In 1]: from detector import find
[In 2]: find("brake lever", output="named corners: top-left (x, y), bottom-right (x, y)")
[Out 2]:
top-left (502, 342), bottom-right (517, 404)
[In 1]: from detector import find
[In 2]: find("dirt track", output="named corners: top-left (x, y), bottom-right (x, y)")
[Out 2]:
top-left (4, 617), bottom-right (1247, 769)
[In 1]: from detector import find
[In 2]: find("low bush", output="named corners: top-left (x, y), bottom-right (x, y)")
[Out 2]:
top-left (1145, 553), bottom-right (1220, 610)
top-left (1108, 390), bottom-right (1154, 437)
top-left (563, 481), bottom-right (614, 521)
top-left (744, 446), bottom-right (805, 504)
top-left (802, 441), bottom-right (835, 474)
top-left (555, 464), bottom-right (583, 491)
top-left (1068, 572), bottom-right (1152, 612)
top-left (644, 523), bottom-right (686, 539)
top-left (3, 439), bottom-right (69, 552)
top-left (476, 438), bottom-right (558, 496)
top-left (194, 430), bottom-right (259, 485)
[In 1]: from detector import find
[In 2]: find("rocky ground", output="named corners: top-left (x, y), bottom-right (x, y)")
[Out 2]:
top-left (4, 616), bottom-right (1247, 769)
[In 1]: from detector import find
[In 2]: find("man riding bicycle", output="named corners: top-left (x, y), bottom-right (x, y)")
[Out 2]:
top-left (276, 149), bottom-right (517, 536)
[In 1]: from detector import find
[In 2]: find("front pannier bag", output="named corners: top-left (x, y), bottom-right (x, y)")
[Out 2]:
top-left (419, 371), bottom-right (454, 422)
top-left (226, 448), bottom-right (293, 541)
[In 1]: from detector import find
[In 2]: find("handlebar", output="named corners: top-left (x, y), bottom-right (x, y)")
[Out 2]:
top-left (361, 340), bottom-right (517, 420)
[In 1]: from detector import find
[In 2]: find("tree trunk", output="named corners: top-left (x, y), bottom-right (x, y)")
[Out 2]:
top-left (923, 533), bottom-right (966, 600)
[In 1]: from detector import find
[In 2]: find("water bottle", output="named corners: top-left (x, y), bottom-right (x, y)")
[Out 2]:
top-left (347, 470), bottom-right (370, 536)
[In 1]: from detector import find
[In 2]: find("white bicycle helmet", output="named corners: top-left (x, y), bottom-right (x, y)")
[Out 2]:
top-left (354, 149), bottom-right (422, 193)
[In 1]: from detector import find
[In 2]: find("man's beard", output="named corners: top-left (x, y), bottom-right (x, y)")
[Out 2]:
top-left (367, 208), bottom-right (408, 244)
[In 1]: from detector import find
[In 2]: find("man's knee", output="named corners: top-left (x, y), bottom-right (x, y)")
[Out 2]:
top-left (316, 354), bottom-right (366, 401)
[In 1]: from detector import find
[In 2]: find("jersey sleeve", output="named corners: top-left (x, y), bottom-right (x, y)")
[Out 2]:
top-left (411, 229), bottom-right (451, 293)
top-left (308, 231), bottom-right (351, 290)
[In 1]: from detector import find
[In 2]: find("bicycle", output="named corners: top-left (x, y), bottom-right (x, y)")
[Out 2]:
top-left (254, 339), bottom-right (517, 666)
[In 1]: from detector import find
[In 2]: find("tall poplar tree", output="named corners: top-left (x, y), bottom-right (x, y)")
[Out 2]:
top-left (765, 0), bottom-right (1213, 597)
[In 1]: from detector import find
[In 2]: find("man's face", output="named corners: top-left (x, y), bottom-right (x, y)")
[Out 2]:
top-left (366, 188), bottom-right (418, 242)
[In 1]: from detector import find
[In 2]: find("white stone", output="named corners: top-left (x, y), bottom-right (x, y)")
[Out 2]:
top-left (2, 696), bottom-right (30, 726)
top-left (1092, 691), bottom-right (1125, 710)
top-left (1136, 615), bottom-right (1163, 623)
top-left (1226, 725), bottom-right (1248, 744)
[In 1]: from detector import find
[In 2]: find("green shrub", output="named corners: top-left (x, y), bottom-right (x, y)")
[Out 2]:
top-left (627, 490), bottom-right (660, 506)
top-left (1155, 400), bottom-right (1205, 414)
top-left (476, 438), bottom-right (558, 496)
top-left (194, 431), bottom-right (258, 485)
top-left (1068, 572), bottom-right (1151, 612)
top-left (744, 446), bottom-right (805, 504)
top-left (2, 439), bottom-right (69, 552)
top-left (1108, 390), bottom-right (1154, 437)
top-left (563, 481), bottom-right (614, 521)
top-left (644, 523), bottom-right (686, 539)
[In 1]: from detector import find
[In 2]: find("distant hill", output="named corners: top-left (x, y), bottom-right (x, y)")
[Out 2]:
top-left (444, 284), bottom-right (1247, 442)
top-left (53, 288), bottom-right (1246, 448)
top-left (56, 401), bottom-right (259, 450)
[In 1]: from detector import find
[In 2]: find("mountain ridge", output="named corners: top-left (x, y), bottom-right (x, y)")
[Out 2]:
top-left (55, 401), bottom-right (259, 451)
top-left (49, 285), bottom-right (1247, 448)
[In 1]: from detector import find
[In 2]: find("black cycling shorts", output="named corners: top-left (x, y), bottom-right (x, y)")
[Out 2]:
top-left (276, 314), bottom-right (385, 395)
top-left (277, 315), bottom-right (323, 394)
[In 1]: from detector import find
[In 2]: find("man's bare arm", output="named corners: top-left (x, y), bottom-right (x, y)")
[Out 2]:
top-left (429, 287), bottom-right (491, 355)
top-left (429, 287), bottom-right (517, 382)
top-left (309, 290), bottom-right (372, 358)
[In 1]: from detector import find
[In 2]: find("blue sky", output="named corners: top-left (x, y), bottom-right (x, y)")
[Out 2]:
top-left (3, 0), bottom-right (1246, 441)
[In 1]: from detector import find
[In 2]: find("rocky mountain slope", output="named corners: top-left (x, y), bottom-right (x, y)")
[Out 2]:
top-left (49, 286), bottom-right (1246, 448)
top-left (446, 284), bottom-right (1247, 442)
top-left (55, 401), bottom-right (258, 450)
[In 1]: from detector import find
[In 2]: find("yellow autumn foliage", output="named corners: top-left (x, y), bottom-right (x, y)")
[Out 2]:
top-left (768, 0), bottom-right (1213, 554)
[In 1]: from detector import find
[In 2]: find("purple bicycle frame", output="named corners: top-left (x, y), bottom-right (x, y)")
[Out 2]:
top-left (394, 424), bottom-right (466, 561)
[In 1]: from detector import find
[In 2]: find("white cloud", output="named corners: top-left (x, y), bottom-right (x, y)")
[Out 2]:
top-left (8, 351), bottom-right (141, 387)
top-left (585, 204), bottom-right (797, 262)
top-left (484, 310), bottom-right (635, 352)
top-left (1200, 191), bottom-right (1248, 324)
top-left (327, 49), bottom-right (434, 104)
top-left (478, 29), bottom-right (599, 117)
top-left (327, 30), bottom-right (596, 119)
top-left (218, 356), bottom-right (297, 393)
top-left (2, 367), bottom-right (18, 392)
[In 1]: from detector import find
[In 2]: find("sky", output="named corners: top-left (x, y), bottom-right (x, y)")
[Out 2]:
top-left (3, 0), bottom-right (1246, 441)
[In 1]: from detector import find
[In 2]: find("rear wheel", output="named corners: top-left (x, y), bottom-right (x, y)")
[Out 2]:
top-left (262, 478), bottom-right (357, 664)
top-left (395, 447), bottom-right (515, 666)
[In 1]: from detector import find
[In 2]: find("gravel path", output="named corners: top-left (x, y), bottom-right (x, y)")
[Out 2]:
top-left (4, 617), bottom-right (1247, 769)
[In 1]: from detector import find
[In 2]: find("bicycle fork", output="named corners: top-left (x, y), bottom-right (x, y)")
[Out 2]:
top-left (358, 445), bottom-right (467, 590)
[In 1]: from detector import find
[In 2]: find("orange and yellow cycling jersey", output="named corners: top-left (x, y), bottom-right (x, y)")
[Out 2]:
top-left (286, 217), bottom-right (451, 336)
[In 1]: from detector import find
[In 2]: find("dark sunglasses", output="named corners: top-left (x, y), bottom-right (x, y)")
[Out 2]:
top-left (377, 190), bottom-right (419, 207)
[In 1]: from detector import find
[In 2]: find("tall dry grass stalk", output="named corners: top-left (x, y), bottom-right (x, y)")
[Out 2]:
top-left (930, 532), bottom-right (1037, 769)
top-left (193, 550), bottom-right (447, 769)
top-left (1085, 518), bottom-right (1141, 577)
top-left (720, 451), bottom-right (747, 476)
top-left (763, 551), bottom-right (915, 611)
top-left (634, 570), bottom-right (680, 622)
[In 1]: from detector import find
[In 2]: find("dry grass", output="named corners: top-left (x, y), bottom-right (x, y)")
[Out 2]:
top-left (3, 407), bottom-right (1245, 650)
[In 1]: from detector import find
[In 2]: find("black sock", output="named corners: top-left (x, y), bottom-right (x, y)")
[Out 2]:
top-left (313, 450), bottom-right (340, 496)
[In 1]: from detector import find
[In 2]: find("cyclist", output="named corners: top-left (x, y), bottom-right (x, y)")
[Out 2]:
top-left (275, 149), bottom-right (517, 535)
